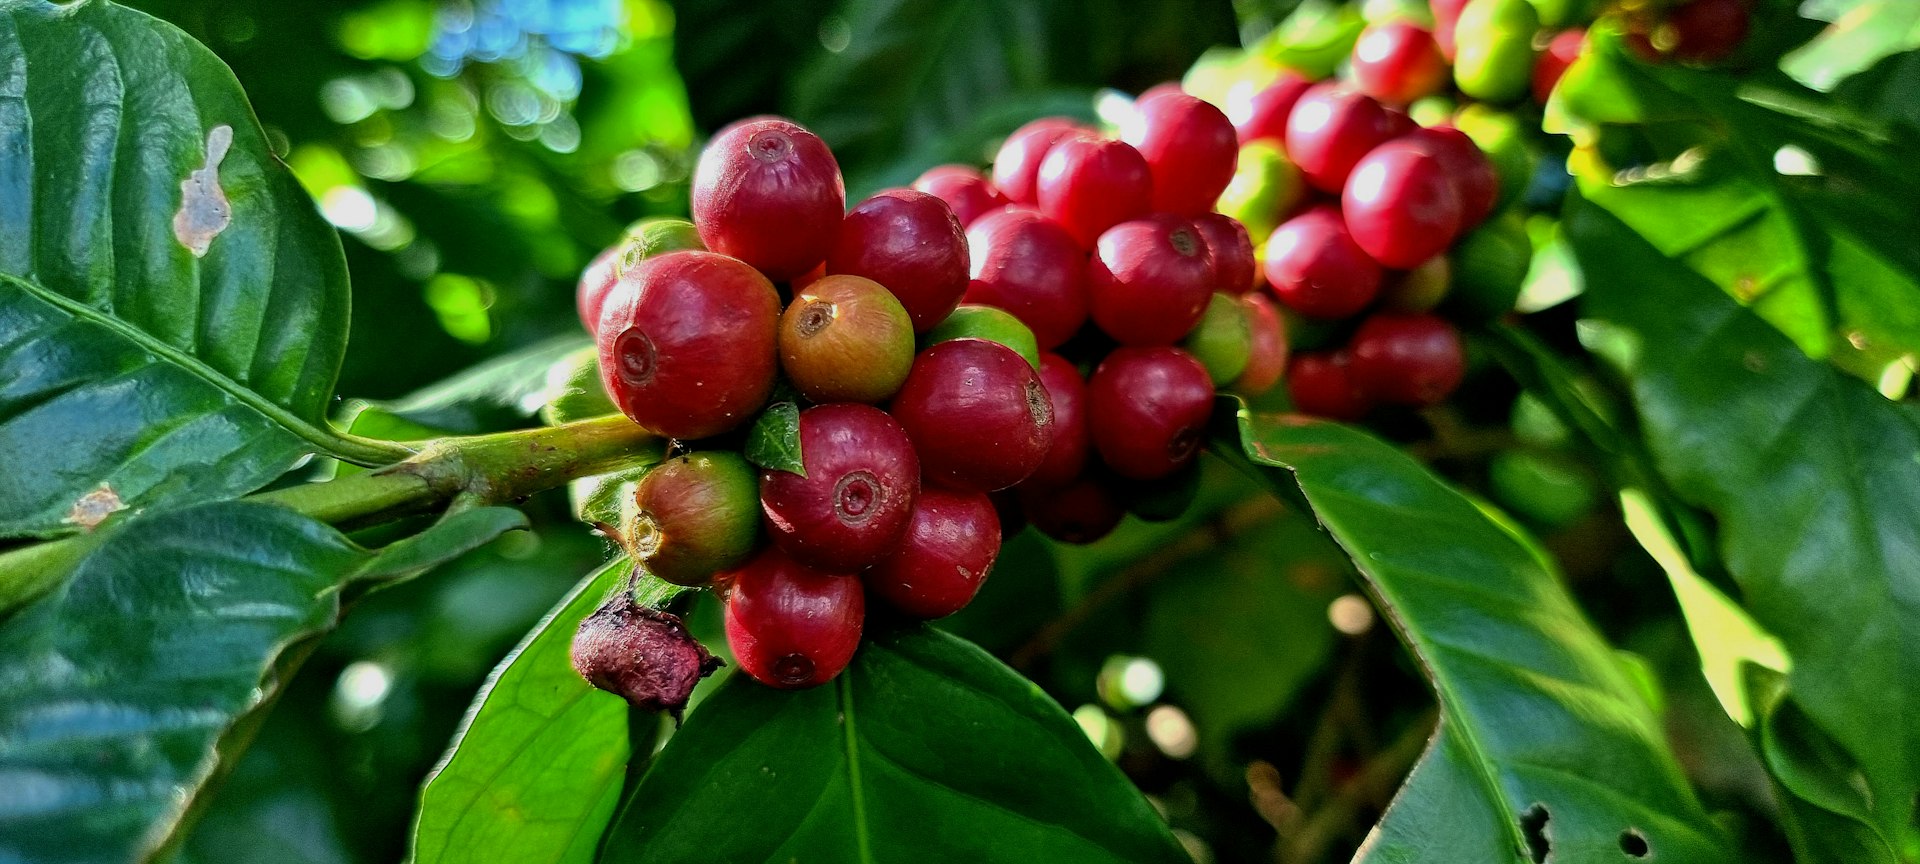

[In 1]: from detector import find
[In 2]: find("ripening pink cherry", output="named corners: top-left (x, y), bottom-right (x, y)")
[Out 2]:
top-left (993, 117), bottom-right (1090, 205)
top-left (1351, 22), bottom-right (1449, 105)
top-left (1341, 139), bottom-right (1464, 269)
top-left (1122, 90), bottom-right (1239, 215)
top-left (913, 164), bottom-right (1010, 228)
top-left (1035, 136), bottom-right (1154, 248)
top-left (1284, 83), bottom-right (1400, 192)
top-left (1263, 206), bottom-right (1382, 319)
top-left (1229, 72), bottom-right (1314, 144)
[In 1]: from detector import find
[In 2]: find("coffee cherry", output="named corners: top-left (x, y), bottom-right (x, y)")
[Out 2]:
top-left (1216, 140), bottom-right (1305, 243)
top-left (1533, 29), bottom-right (1585, 105)
top-left (1379, 255), bottom-right (1452, 313)
top-left (912, 164), bottom-right (1009, 228)
top-left (692, 117), bottom-right (844, 280)
top-left (577, 218), bottom-right (705, 335)
top-left (963, 207), bottom-right (1089, 350)
top-left (1182, 292), bottom-right (1253, 385)
top-left (572, 590), bottom-right (721, 716)
top-left (1193, 213), bottom-right (1257, 295)
top-left (993, 117), bottom-right (1089, 205)
top-left (1087, 216), bottom-right (1215, 346)
top-left (1287, 351), bottom-right (1372, 420)
top-left (1232, 292), bottom-right (1289, 395)
top-left (1028, 352), bottom-right (1091, 488)
top-left (1343, 139), bottom-right (1464, 269)
top-left (1665, 0), bottom-right (1748, 63)
top-left (924, 304), bottom-right (1042, 370)
top-left (722, 547), bottom-right (864, 689)
top-left (1021, 474), bottom-right (1124, 544)
top-left (1351, 22), bottom-right (1448, 105)
top-left (632, 452), bottom-right (762, 586)
top-left (1349, 313), bottom-right (1466, 406)
top-left (1263, 206), bottom-right (1383, 319)
top-left (779, 275), bottom-right (916, 404)
top-left (1453, 0), bottom-right (1539, 103)
top-left (1228, 72), bottom-right (1314, 144)
top-left (1445, 212), bottom-right (1529, 322)
top-left (759, 404), bottom-right (920, 570)
top-left (1088, 346), bottom-right (1214, 480)
top-left (1284, 83), bottom-right (1398, 192)
top-left (865, 487), bottom-right (1001, 619)
top-left (598, 251), bottom-right (780, 439)
top-left (1430, 0), bottom-right (1471, 59)
top-left (826, 189), bottom-right (969, 332)
top-left (1121, 90), bottom-right (1238, 216)
top-left (1403, 126), bottom-right (1498, 229)
top-left (1036, 136), bottom-right (1153, 248)
top-left (890, 339), bottom-right (1054, 491)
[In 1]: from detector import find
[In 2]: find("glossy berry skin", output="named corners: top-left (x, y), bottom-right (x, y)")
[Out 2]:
top-left (1193, 213), bottom-right (1257, 294)
top-left (1122, 91), bottom-right (1239, 216)
top-left (963, 207), bottom-right (1089, 349)
top-left (1036, 136), bottom-right (1153, 248)
top-left (1021, 476), bottom-right (1124, 544)
top-left (1284, 83), bottom-right (1399, 193)
top-left (912, 164), bottom-right (1009, 228)
top-left (1342, 139), bottom-right (1465, 269)
top-left (1232, 292), bottom-right (1288, 395)
top-left (723, 547), bottom-right (864, 689)
top-left (1351, 22), bottom-right (1449, 105)
top-left (1229, 72), bottom-right (1313, 144)
top-left (1666, 0), bottom-right (1748, 63)
top-left (890, 339), bottom-right (1055, 492)
top-left (577, 245), bottom-right (621, 334)
top-left (576, 218), bottom-right (704, 334)
top-left (1087, 216), bottom-right (1215, 346)
top-left (1088, 346), bottom-right (1215, 480)
top-left (759, 404), bottom-right (920, 571)
top-left (632, 451), bottom-right (762, 587)
top-left (1533, 30), bottom-right (1584, 105)
top-left (826, 189), bottom-right (970, 332)
top-left (1287, 351), bottom-right (1372, 420)
top-left (1405, 126), bottom-right (1498, 229)
top-left (691, 117), bottom-right (844, 280)
top-left (993, 117), bottom-right (1088, 205)
top-left (924, 304), bottom-right (1041, 370)
top-left (598, 251), bottom-right (780, 439)
top-left (1028, 352), bottom-right (1090, 488)
top-left (1348, 313), bottom-right (1466, 406)
top-left (865, 488), bottom-right (1001, 619)
top-left (779, 274), bottom-right (916, 404)
top-left (1263, 207), bottom-right (1383, 319)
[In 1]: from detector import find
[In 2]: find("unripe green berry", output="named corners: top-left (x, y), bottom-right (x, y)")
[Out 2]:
top-left (631, 452), bottom-right (762, 587)
top-left (1453, 0), bottom-right (1539, 103)
top-left (1216, 140), bottom-right (1303, 242)
top-left (1444, 212), bottom-right (1531, 322)
top-left (922, 304), bottom-right (1042, 370)
top-left (1181, 292), bottom-right (1253, 385)
top-left (1379, 255), bottom-right (1452, 313)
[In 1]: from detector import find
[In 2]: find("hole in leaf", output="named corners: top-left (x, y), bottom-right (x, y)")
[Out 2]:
top-left (1519, 803), bottom-right (1551, 864)
top-left (1619, 829), bottom-right (1649, 858)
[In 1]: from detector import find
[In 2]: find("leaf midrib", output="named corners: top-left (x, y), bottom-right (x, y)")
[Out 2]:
top-left (835, 670), bottom-right (876, 864)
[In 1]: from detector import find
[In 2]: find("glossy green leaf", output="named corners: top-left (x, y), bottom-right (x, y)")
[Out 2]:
top-left (600, 626), bottom-right (1189, 863)
top-left (0, 0), bottom-right (389, 539)
top-left (0, 500), bottom-right (526, 863)
top-left (1226, 412), bottom-right (1732, 864)
top-left (744, 401), bottom-right (805, 477)
top-left (1568, 199), bottom-right (1918, 860)
top-left (1252, 0), bottom-right (1364, 79)
top-left (1782, 0), bottom-right (1920, 93)
top-left (413, 558), bottom-right (687, 864)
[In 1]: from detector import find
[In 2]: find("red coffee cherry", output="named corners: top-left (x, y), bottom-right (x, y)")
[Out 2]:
top-left (1036, 136), bottom-right (1154, 248)
top-left (1229, 72), bottom-right (1314, 145)
top-left (779, 274), bottom-right (917, 404)
top-left (1088, 346), bottom-right (1215, 480)
top-left (1351, 22), bottom-right (1449, 105)
top-left (1403, 126), bottom-right (1498, 229)
top-left (759, 403), bottom-right (920, 571)
top-left (865, 487), bottom-right (1001, 619)
top-left (1533, 29), bottom-right (1585, 105)
top-left (598, 251), bottom-right (780, 439)
top-left (1193, 213), bottom-right (1257, 294)
top-left (1342, 138), bottom-right (1464, 269)
top-left (1348, 312), bottom-right (1466, 406)
top-left (993, 117), bottom-right (1089, 205)
top-left (1430, 0), bottom-right (1471, 60)
top-left (1122, 90), bottom-right (1239, 216)
top-left (1666, 0), bottom-right (1748, 63)
top-left (1087, 216), bottom-right (1215, 346)
top-left (1021, 475), bottom-right (1125, 544)
top-left (1028, 352), bottom-right (1091, 488)
top-left (826, 189), bottom-right (970, 332)
top-left (890, 339), bottom-right (1055, 492)
top-left (1284, 83), bottom-right (1398, 192)
top-left (1263, 206), bottom-right (1383, 319)
top-left (691, 117), bottom-right (844, 280)
top-left (963, 207), bottom-right (1089, 350)
top-left (1287, 350), bottom-right (1372, 420)
top-left (1233, 292), bottom-right (1289, 395)
top-left (912, 164), bottom-right (1009, 228)
top-left (722, 547), bottom-right (864, 689)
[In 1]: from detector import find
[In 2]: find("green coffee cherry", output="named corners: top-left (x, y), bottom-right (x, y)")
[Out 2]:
top-left (1216, 140), bottom-right (1303, 243)
top-left (631, 452), bottom-right (761, 587)
top-left (1182, 292), bottom-right (1253, 385)
top-left (618, 217), bottom-right (705, 273)
top-left (1409, 95), bottom-right (1458, 128)
top-left (1490, 450), bottom-right (1597, 528)
top-left (1444, 212), bottom-right (1531, 323)
top-left (1452, 104), bottom-right (1537, 212)
top-left (1453, 0), bottom-right (1539, 103)
top-left (922, 305), bottom-right (1042, 370)
top-left (1380, 256), bottom-right (1452, 313)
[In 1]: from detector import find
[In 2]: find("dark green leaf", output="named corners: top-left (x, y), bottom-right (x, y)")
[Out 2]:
top-left (1250, 0), bottom-right (1362, 80)
top-left (412, 558), bottom-right (688, 864)
top-left (0, 0), bottom-right (390, 539)
top-left (601, 627), bottom-right (1189, 863)
top-left (0, 500), bottom-right (524, 863)
top-left (744, 401), bottom-right (805, 477)
top-left (1225, 412), bottom-right (1733, 864)
top-left (1568, 199), bottom-right (1918, 861)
